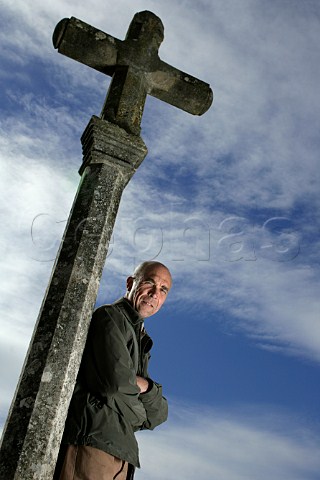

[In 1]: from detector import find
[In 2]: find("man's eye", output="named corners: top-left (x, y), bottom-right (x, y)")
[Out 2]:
top-left (161, 288), bottom-right (168, 295)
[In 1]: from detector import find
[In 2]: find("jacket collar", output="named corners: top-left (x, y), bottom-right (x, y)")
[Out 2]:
top-left (113, 297), bottom-right (144, 326)
top-left (114, 298), bottom-right (153, 352)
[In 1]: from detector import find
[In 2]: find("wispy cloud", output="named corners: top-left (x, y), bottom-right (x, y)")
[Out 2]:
top-left (96, 177), bottom-right (320, 362)
top-left (136, 402), bottom-right (320, 480)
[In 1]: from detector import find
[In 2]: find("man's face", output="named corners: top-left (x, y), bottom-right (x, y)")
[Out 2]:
top-left (126, 264), bottom-right (172, 318)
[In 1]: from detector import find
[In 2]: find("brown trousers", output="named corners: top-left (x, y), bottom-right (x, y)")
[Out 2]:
top-left (57, 445), bottom-right (129, 480)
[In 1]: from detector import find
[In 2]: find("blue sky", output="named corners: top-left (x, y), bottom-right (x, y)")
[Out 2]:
top-left (1, 0), bottom-right (320, 478)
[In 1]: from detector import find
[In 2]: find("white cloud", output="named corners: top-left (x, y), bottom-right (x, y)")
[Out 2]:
top-left (3, 0), bottom-right (319, 217)
top-left (0, 100), bottom-right (79, 423)
top-left (136, 402), bottom-right (320, 480)
top-left (97, 180), bottom-right (320, 362)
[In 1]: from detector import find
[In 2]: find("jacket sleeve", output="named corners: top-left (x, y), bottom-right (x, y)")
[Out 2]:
top-left (138, 380), bottom-right (168, 430)
top-left (81, 306), bottom-right (147, 428)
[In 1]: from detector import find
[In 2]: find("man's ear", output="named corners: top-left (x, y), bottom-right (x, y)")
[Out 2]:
top-left (126, 276), bottom-right (134, 292)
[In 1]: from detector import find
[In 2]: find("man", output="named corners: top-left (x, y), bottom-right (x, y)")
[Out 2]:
top-left (55, 261), bottom-right (172, 480)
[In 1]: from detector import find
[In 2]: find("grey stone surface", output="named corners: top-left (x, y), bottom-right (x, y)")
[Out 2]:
top-left (0, 10), bottom-right (213, 479)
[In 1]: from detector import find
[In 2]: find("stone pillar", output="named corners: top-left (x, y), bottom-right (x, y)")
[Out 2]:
top-left (0, 117), bottom-right (147, 479)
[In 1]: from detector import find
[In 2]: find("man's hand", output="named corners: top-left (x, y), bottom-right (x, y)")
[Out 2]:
top-left (136, 376), bottom-right (150, 393)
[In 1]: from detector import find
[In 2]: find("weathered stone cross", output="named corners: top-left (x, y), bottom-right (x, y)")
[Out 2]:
top-left (0, 11), bottom-right (212, 479)
top-left (53, 11), bottom-right (212, 136)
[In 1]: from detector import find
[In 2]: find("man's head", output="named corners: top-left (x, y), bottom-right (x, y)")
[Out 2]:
top-left (125, 261), bottom-right (172, 318)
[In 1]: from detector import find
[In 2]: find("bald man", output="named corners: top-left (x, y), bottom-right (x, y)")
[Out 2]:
top-left (55, 261), bottom-right (172, 480)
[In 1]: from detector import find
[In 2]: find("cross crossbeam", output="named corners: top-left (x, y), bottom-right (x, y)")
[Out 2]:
top-left (53, 11), bottom-right (213, 135)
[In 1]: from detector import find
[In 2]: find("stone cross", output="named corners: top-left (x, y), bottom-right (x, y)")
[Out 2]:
top-left (53, 11), bottom-right (213, 136)
top-left (0, 10), bottom-right (213, 479)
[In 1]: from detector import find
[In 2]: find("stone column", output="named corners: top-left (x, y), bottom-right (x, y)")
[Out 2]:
top-left (0, 117), bottom-right (147, 479)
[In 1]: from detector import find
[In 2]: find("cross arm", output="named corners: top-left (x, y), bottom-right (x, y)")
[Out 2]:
top-left (147, 61), bottom-right (213, 116)
top-left (53, 17), bottom-right (119, 76)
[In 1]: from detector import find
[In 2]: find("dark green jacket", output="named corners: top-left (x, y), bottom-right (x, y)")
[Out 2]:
top-left (62, 298), bottom-right (168, 467)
